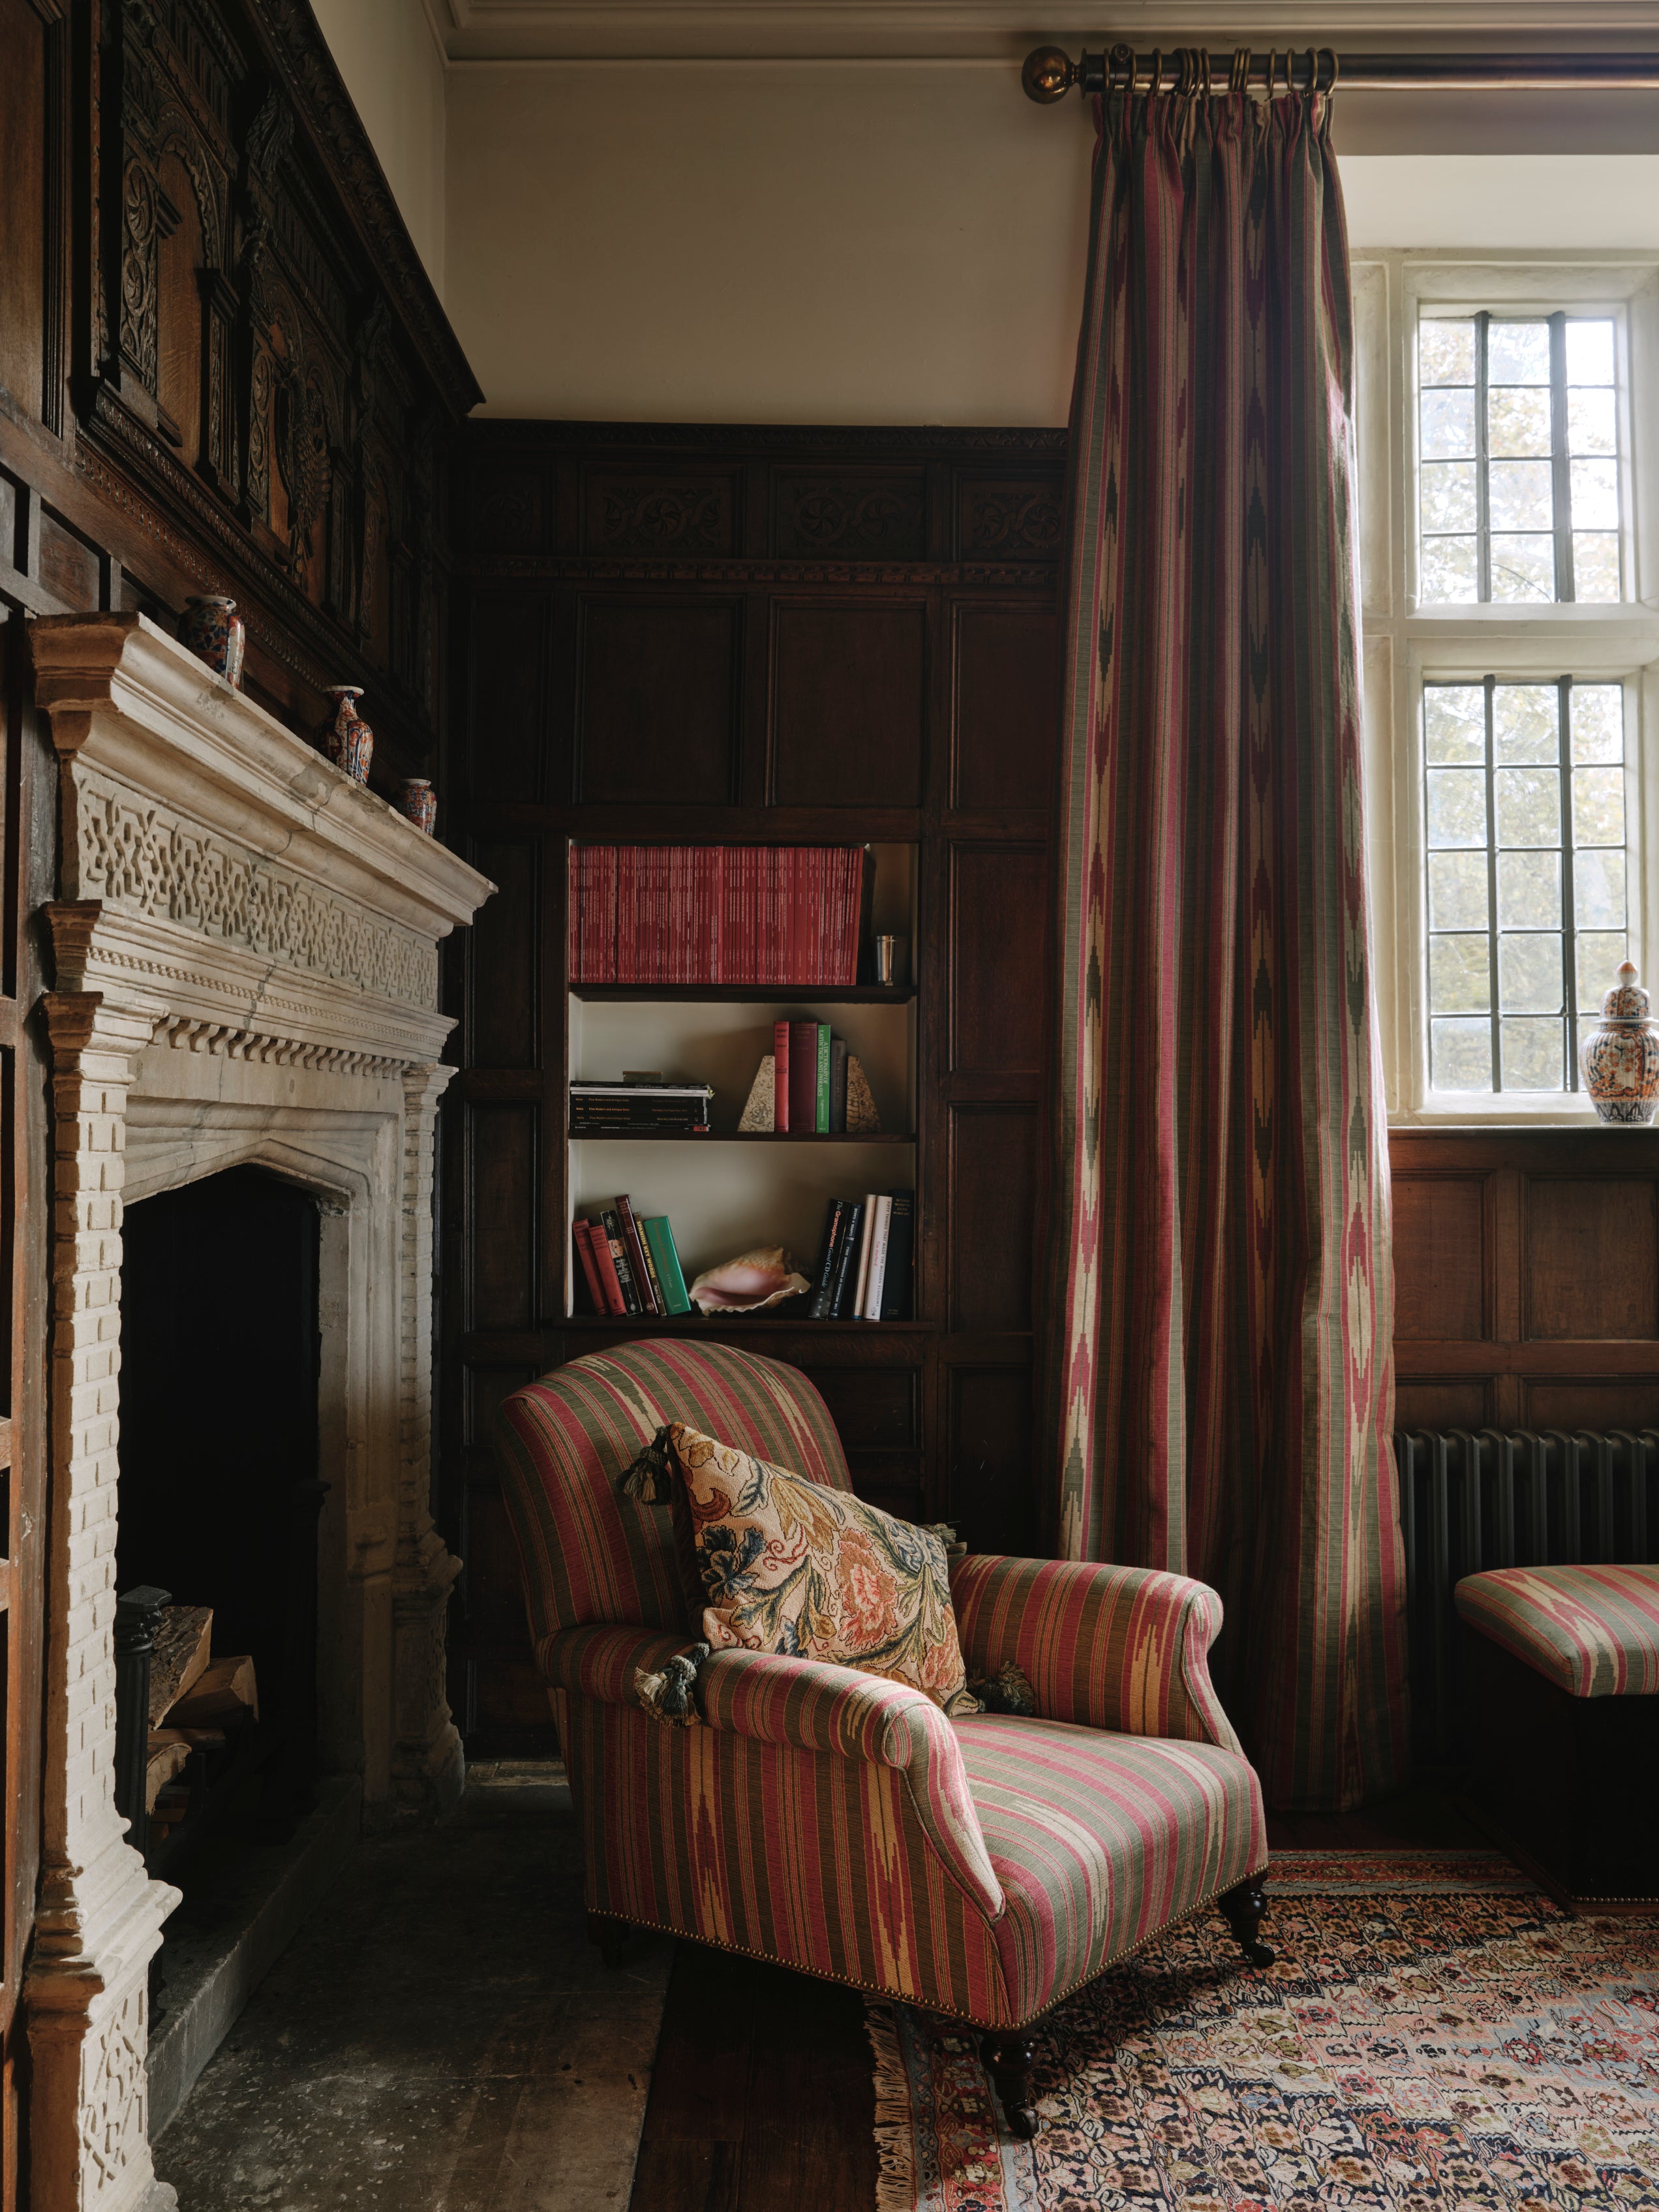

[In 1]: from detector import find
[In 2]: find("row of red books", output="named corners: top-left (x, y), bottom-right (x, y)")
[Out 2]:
top-left (569, 845), bottom-right (868, 985)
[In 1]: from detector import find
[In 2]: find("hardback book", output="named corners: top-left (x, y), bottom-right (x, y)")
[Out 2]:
top-left (583, 1216), bottom-right (628, 1315)
top-left (772, 1019), bottom-right (791, 1131)
top-left (571, 1220), bottom-right (607, 1315)
top-left (862, 1194), bottom-right (893, 1320)
top-left (807, 1197), bottom-right (849, 1318)
top-left (829, 1037), bottom-right (848, 1133)
top-left (858, 1186), bottom-right (885, 1318)
top-left (786, 1020), bottom-right (820, 1133)
top-left (641, 1217), bottom-right (692, 1315)
top-left (828, 1199), bottom-right (866, 1319)
top-left (613, 1195), bottom-right (660, 1316)
top-left (599, 1208), bottom-right (642, 1314)
top-left (569, 844), bottom-right (867, 985)
top-left (878, 1191), bottom-right (914, 1321)
top-left (815, 1024), bottom-right (832, 1133)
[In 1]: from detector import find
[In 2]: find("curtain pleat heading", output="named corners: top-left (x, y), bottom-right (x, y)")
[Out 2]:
top-left (1041, 75), bottom-right (1408, 1811)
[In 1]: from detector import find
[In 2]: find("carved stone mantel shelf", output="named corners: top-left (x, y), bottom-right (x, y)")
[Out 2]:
top-left (25, 614), bottom-right (493, 2212)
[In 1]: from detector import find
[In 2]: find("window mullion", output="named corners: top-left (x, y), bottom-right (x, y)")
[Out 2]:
top-left (1486, 675), bottom-right (1501, 1088)
top-left (1476, 311), bottom-right (1492, 606)
top-left (1550, 313), bottom-right (1574, 602)
top-left (1559, 676), bottom-right (1579, 1090)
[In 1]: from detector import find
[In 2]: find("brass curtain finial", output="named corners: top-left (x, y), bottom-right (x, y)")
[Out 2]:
top-left (1020, 44), bottom-right (1077, 103)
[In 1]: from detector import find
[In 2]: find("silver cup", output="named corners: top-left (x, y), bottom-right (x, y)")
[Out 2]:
top-left (874, 934), bottom-right (903, 985)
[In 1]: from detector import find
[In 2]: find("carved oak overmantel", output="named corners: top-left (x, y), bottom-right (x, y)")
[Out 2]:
top-left (27, 612), bottom-right (493, 2212)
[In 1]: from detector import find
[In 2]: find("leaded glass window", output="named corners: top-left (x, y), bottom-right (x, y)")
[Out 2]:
top-left (1419, 314), bottom-right (1622, 605)
top-left (1425, 679), bottom-right (1628, 1092)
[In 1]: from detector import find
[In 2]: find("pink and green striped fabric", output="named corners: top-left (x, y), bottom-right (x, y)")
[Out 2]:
top-left (498, 1342), bottom-right (1268, 2031)
top-left (1455, 1565), bottom-right (1659, 1698)
top-left (1041, 68), bottom-right (1408, 1812)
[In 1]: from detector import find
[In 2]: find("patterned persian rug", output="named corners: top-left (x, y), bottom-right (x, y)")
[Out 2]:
top-left (866, 1852), bottom-right (1659, 2211)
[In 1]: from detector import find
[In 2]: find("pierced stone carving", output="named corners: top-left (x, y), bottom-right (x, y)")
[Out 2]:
top-left (74, 775), bottom-right (438, 1008)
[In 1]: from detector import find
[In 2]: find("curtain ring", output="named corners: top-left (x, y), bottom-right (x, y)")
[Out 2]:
top-left (1148, 48), bottom-right (1163, 96)
top-left (1229, 46), bottom-right (1249, 95)
top-left (1200, 48), bottom-right (1213, 99)
top-left (1108, 41), bottom-right (1133, 94)
top-left (1322, 46), bottom-right (1341, 97)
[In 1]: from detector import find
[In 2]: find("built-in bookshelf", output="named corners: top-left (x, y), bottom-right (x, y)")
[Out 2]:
top-left (566, 844), bottom-right (920, 1321)
top-left (446, 418), bottom-right (1063, 1751)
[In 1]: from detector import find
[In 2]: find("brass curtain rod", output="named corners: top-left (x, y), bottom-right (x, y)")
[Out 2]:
top-left (1022, 45), bottom-right (1659, 99)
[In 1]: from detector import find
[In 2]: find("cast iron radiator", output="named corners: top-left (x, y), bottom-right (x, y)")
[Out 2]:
top-left (1396, 1428), bottom-right (1658, 1765)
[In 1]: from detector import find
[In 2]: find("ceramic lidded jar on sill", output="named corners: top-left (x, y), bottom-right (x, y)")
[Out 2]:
top-left (178, 596), bottom-right (245, 688)
top-left (318, 685), bottom-right (373, 784)
top-left (1580, 960), bottom-right (1659, 1124)
top-left (396, 779), bottom-right (437, 836)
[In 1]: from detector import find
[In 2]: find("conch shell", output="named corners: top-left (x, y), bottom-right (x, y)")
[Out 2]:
top-left (688, 1246), bottom-right (809, 1313)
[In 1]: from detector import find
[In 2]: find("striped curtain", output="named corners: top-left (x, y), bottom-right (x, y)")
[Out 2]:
top-left (1042, 69), bottom-right (1408, 1811)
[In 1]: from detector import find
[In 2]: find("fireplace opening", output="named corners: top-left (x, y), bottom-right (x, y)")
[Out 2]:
top-left (115, 1166), bottom-right (325, 1886)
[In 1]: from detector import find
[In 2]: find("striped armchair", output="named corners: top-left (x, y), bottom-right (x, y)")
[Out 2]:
top-left (495, 1340), bottom-right (1270, 2136)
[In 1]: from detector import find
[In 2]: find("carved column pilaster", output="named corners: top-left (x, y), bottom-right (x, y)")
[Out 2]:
top-left (389, 1060), bottom-right (463, 1817)
top-left (27, 984), bottom-right (180, 2212)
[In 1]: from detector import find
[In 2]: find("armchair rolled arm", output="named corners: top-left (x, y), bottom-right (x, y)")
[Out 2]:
top-left (539, 1621), bottom-right (695, 1704)
top-left (699, 1649), bottom-right (1004, 1920)
top-left (950, 1554), bottom-right (1241, 1754)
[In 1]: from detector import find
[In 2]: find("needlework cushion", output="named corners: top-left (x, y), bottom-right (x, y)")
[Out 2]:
top-left (621, 1422), bottom-right (977, 1715)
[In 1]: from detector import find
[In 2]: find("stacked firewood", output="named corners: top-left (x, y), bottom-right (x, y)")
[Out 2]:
top-left (145, 1606), bottom-right (258, 1841)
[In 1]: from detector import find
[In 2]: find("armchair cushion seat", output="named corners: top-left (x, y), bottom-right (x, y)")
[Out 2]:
top-left (957, 1716), bottom-right (1265, 2018)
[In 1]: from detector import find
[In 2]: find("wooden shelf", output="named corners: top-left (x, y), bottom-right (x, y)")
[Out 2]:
top-left (570, 984), bottom-right (915, 1004)
top-left (568, 1130), bottom-right (915, 1143)
top-left (560, 1313), bottom-right (939, 1330)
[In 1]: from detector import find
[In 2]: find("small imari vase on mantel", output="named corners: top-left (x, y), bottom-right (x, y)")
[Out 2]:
top-left (177, 596), bottom-right (245, 688)
top-left (318, 685), bottom-right (373, 784)
top-left (1580, 960), bottom-right (1659, 1124)
top-left (396, 779), bottom-right (437, 836)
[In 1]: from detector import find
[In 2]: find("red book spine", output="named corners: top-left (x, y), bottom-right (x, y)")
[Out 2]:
top-left (572, 1218), bottom-right (606, 1314)
top-left (584, 1217), bottom-right (628, 1315)
top-left (772, 1017), bottom-right (790, 1131)
top-left (569, 846), bottom-right (583, 981)
top-left (787, 1018), bottom-right (817, 1132)
top-left (811, 848), bottom-right (825, 984)
top-left (598, 846), bottom-right (618, 982)
top-left (652, 846), bottom-right (669, 982)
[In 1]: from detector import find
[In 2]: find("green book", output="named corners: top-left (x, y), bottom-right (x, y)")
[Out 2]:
top-left (815, 1022), bottom-right (832, 1134)
top-left (641, 1216), bottom-right (692, 1315)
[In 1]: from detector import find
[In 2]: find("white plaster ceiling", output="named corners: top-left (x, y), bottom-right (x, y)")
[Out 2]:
top-left (434, 1), bottom-right (1659, 62)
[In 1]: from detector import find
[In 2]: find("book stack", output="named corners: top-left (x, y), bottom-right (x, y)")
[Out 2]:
top-left (570, 1081), bottom-right (713, 1136)
top-left (570, 845), bottom-right (870, 986)
top-left (772, 1019), bottom-right (850, 1133)
top-left (806, 1192), bottom-right (913, 1320)
top-left (573, 1199), bottom-right (693, 1316)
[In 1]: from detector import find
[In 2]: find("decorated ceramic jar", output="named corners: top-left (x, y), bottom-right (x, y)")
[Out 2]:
top-left (1579, 960), bottom-right (1659, 1125)
top-left (318, 685), bottom-right (373, 784)
top-left (178, 595), bottom-right (245, 688)
top-left (396, 778), bottom-right (437, 836)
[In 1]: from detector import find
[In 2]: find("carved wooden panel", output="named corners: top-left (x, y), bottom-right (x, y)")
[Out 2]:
top-left (466, 1106), bottom-right (538, 1331)
top-left (469, 590), bottom-right (554, 805)
top-left (467, 841), bottom-right (540, 1069)
top-left (1392, 1177), bottom-right (1485, 1342)
top-left (37, 511), bottom-right (100, 611)
top-left (951, 845), bottom-right (1046, 1076)
top-left (471, 467), bottom-right (545, 555)
top-left (956, 476), bottom-right (1064, 562)
top-left (585, 472), bottom-right (738, 557)
top-left (1525, 1178), bottom-right (1659, 1340)
top-left (950, 1105), bottom-right (1037, 1332)
top-left (771, 603), bottom-right (926, 807)
top-left (0, 0), bottom-right (48, 423)
top-left (577, 600), bottom-right (740, 806)
top-left (949, 1366), bottom-right (1037, 1556)
top-left (773, 473), bottom-right (925, 560)
top-left (952, 604), bottom-right (1058, 812)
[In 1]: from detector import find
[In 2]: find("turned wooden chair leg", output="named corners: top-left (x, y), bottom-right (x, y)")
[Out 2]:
top-left (586, 1911), bottom-right (630, 1968)
top-left (1218, 1875), bottom-right (1275, 1967)
top-left (981, 2029), bottom-right (1041, 2139)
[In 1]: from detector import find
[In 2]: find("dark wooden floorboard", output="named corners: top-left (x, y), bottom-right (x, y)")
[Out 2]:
top-left (631, 1788), bottom-right (1484, 2211)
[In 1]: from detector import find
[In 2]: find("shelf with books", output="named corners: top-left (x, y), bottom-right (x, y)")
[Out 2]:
top-left (566, 1131), bottom-right (915, 1144)
top-left (570, 984), bottom-right (915, 1006)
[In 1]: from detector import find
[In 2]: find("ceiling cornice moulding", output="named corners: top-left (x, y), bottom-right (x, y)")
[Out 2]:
top-left (436, 2), bottom-right (1659, 63)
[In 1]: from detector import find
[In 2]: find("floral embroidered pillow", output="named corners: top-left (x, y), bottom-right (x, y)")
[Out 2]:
top-left (621, 1423), bottom-right (977, 1716)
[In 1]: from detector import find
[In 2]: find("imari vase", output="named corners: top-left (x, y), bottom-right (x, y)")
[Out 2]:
top-left (178, 595), bottom-right (245, 687)
top-left (1580, 960), bottom-right (1659, 1124)
top-left (397, 779), bottom-right (437, 835)
top-left (318, 685), bottom-right (374, 783)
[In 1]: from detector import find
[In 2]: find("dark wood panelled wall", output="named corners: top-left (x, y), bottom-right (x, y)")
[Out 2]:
top-left (442, 424), bottom-right (1065, 1747)
top-left (0, 2), bottom-right (472, 2191)
top-left (1392, 1128), bottom-right (1659, 1432)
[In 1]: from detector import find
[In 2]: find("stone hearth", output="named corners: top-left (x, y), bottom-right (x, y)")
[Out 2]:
top-left (25, 614), bottom-right (493, 2212)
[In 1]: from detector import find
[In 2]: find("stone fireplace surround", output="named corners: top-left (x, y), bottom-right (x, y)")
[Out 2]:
top-left (25, 615), bottom-right (493, 2212)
